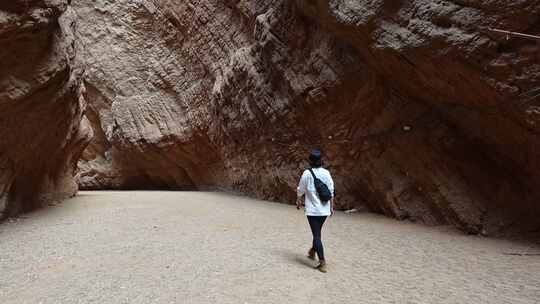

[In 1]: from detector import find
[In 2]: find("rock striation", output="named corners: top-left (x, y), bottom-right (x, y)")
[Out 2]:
top-left (0, 0), bottom-right (90, 218)
top-left (75, 0), bottom-right (540, 233)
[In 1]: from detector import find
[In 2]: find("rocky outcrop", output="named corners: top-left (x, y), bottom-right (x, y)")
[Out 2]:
top-left (75, 0), bottom-right (540, 234)
top-left (293, 0), bottom-right (540, 233)
top-left (0, 1), bottom-right (90, 218)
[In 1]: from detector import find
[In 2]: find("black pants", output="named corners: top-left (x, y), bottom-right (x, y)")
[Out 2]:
top-left (307, 216), bottom-right (327, 261)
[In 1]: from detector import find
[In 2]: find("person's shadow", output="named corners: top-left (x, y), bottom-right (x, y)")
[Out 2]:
top-left (276, 249), bottom-right (315, 268)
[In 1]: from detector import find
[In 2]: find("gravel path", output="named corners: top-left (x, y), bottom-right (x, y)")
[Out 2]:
top-left (1, 191), bottom-right (539, 304)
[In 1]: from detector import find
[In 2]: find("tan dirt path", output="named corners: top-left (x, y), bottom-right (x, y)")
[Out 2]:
top-left (1, 191), bottom-right (539, 303)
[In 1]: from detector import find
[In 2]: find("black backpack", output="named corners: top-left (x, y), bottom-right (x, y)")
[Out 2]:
top-left (308, 168), bottom-right (332, 203)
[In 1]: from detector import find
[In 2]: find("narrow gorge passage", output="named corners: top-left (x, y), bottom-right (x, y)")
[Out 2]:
top-left (1, 2), bottom-right (540, 303)
top-left (1, 191), bottom-right (539, 304)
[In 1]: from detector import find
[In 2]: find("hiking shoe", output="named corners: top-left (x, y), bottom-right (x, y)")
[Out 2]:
top-left (307, 248), bottom-right (316, 260)
top-left (315, 262), bottom-right (327, 273)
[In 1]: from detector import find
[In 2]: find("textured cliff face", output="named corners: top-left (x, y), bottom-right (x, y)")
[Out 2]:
top-left (294, 0), bottom-right (540, 232)
top-left (76, 0), bottom-right (540, 233)
top-left (0, 1), bottom-right (90, 218)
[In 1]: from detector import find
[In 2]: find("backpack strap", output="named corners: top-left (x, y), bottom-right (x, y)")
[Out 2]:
top-left (308, 168), bottom-right (317, 180)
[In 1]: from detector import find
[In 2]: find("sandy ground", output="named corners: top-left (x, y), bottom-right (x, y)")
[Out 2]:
top-left (1, 191), bottom-right (540, 304)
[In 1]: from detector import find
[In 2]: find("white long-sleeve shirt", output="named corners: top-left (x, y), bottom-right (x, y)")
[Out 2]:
top-left (297, 167), bottom-right (334, 216)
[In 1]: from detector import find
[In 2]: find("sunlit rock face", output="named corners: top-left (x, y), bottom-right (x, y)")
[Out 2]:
top-left (0, 0), bottom-right (91, 218)
top-left (76, 0), bottom-right (540, 234)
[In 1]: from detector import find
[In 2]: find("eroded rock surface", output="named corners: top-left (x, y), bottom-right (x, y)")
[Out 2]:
top-left (0, 0), bottom-right (90, 218)
top-left (75, 0), bottom-right (540, 233)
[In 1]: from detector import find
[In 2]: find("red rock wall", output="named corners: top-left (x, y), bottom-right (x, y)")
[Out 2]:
top-left (0, 1), bottom-right (91, 218)
top-left (75, 0), bottom-right (540, 234)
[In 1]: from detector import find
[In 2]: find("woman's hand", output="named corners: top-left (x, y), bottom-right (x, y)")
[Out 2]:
top-left (296, 197), bottom-right (304, 210)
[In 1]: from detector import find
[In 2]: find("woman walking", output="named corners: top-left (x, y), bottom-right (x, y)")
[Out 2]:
top-left (296, 149), bottom-right (335, 273)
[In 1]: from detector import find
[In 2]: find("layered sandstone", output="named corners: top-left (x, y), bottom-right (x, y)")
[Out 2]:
top-left (0, 0), bottom-right (90, 218)
top-left (76, 0), bottom-right (540, 234)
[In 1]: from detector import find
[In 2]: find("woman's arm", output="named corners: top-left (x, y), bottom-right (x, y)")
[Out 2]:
top-left (329, 174), bottom-right (335, 216)
top-left (296, 171), bottom-right (307, 209)
top-left (296, 195), bottom-right (304, 209)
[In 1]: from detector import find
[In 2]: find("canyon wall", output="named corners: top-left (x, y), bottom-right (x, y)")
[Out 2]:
top-left (75, 0), bottom-right (540, 234)
top-left (0, 0), bottom-right (90, 218)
